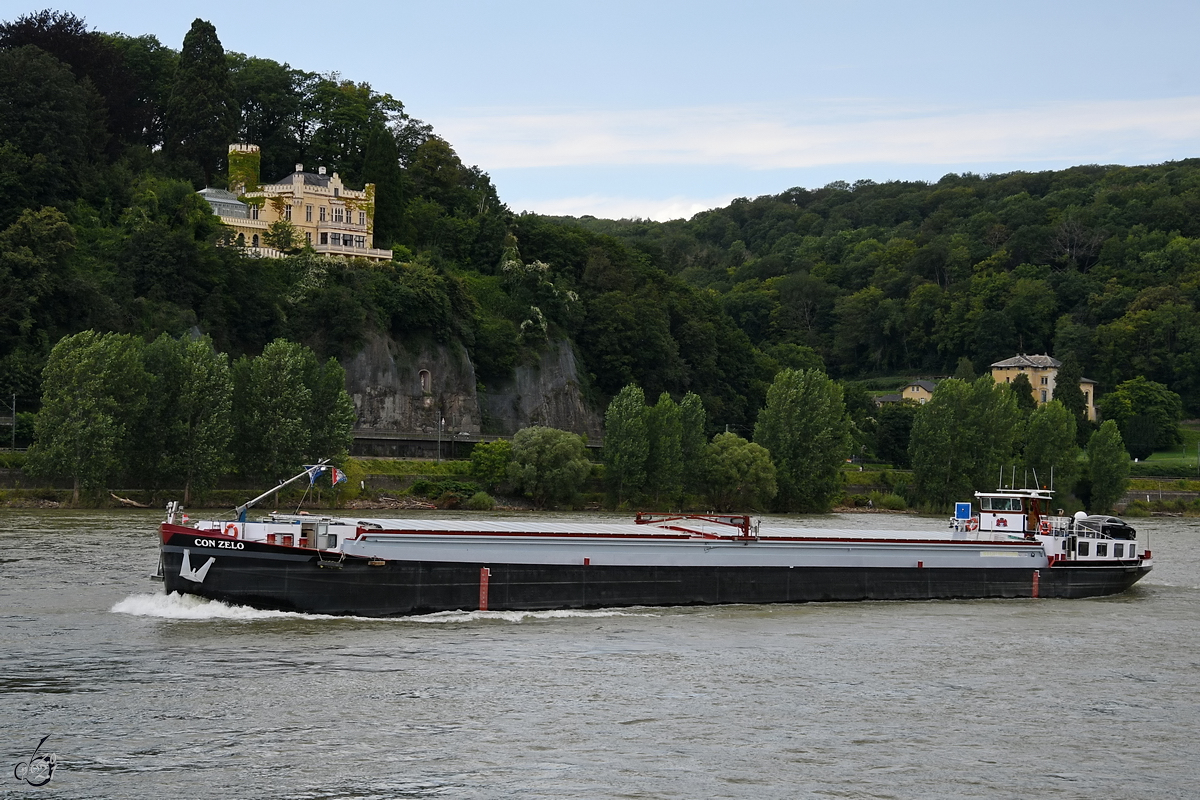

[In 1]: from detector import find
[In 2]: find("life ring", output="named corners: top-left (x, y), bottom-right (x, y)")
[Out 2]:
top-left (225, 523), bottom-right (239, 538)
top-left (965, 518), bottom-right (979, 532)
top-left (1037, 519), bottom-right (1052, 535)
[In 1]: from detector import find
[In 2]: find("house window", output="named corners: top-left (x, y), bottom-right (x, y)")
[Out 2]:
top-left (1084, 392), bottom-right (1090, 404)
top-left (319, 232), bottom-right (328, 245)
top-left (320, 207), bottom-right (326, 222)
top-left (1040, 376), bottom-right (1048, 385)
top-left (358, 211), bottom-right (366, 226)
top-left (1040, 390), bottom-right (1047, 402)
top-left (305, 205), bottom-right (312, 222)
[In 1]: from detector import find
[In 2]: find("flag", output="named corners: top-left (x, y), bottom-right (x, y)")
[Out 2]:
top-left (330, 467), bottom-right (347, 485)
top-left (305, 464), bottom-right (326, 484)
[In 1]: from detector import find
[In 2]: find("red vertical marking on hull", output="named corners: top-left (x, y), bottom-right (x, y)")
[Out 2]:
top-left (479, 567), bottom-right (491, 611)
top-left (1032, 569), bottom-right (1040, 598)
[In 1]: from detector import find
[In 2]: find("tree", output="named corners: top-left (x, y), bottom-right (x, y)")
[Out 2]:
top-left (909, 379), bottom-right (975, 508)
top-left (754, 368), bottom-right (852, 512)
top-left (875, 401), bottom-right (918, 468)
top-left (263, 219), bottom-right (302, 253)
top-left (1022, 401), bottom-right (1079, 492)
top-left (645, 392), bottom-right (683, 506)
top-left (470, 439), bottom-right (512, 492)
top-left (26, 331), bottom-right (147, 502)
top-left (1096, 377), bottom-right (1183, 460)
top-left (909, 376), bottom-right (1022, 508)
top-left (679, 391), bottom-right (707, 495)
top-left (603, 384), bottom-right (648, 505)
top-left (1009, 373), bottom-right (1038, 415)
top-left (230, 339), bottom-right (352, 478)
top-left (1087, 420), bottom-right (1130, 513)
top-left (303, 352), bottom-right (356, 463)
top-left (507, 426), bottom-right (591, 508)
top-left (137, 334), bottom-right (233, 503)
top-left (1053, 354), bottom-right (1091, 446)
top-left (362, 124), bottom-right (407, 249)
top-left (162, 19), bottom-right (237, 185)
top-left (952, 356), bottom-right (976, 381)
top-left (699, 432), bottom-right (777, 511)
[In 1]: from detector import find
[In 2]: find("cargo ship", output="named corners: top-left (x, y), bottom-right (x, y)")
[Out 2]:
top-left (156, 465), bottom-right (1153, 616)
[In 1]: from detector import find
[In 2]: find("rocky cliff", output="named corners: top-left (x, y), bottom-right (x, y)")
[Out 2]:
top-left (342, 333), bottom-right (601, 439)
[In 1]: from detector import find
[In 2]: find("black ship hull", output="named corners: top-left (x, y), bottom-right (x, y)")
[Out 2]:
top-left (160, 539), bottom-right (1151, 617)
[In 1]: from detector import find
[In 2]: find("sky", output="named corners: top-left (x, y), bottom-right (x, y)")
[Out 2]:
top-left (8, 0), bottom-right (1200, 220)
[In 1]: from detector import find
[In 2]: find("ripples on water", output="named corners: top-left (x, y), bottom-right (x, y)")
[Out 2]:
top-left (1, 509), bottom-right (1198, 799)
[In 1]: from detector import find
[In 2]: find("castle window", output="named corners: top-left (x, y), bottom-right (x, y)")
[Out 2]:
top-left (331, 233), bottom-right (342, 246)
top-left (359, 211), bottom-right (366, 226)
top-left (1041, 376), bottom-right (1048, 385)
top-left (320, 207), bottom-right (326, 222)
top-left (251, 205), bottom-right (259, 220)
top-left (319, 232), bottom-right (328, 245)
top-left (252, 234), bottom-right (259, 247)
top-left (419, 370), bottom-right (431, 393)
top-left (355, 235), bottom-right (366, 248)
top-left (236, 233), bottom-right (245, 246)
top-left (334, 188), bottom-right (339, 197)
top-left (1040, 390), bottom-right (1047, 402)
top-left (305, 205), bottom-right (312, 222)
top-left (305, 232), bottom-right (311, 244)
top-left (284, 204), bottom-right (292, 220)
top-left (334, 207), bottom-right (344, 223)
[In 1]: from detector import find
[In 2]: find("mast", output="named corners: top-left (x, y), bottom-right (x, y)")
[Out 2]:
top-left (233, 460), bottom-right (329, 521)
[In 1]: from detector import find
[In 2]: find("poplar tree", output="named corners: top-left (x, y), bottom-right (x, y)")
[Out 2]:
top-left (1023, 400), bottom-right (1079, 491)
top-left (1053, 355), bottom-right (1090, 445)
top-left (603, 383), bottom-right (648, 505)
top-left (754, 368), bottom-right (852, 512)
top-left (163, 18), bottom-right (237, 185)
top-left (645, 392), bottom-right (683, 506)
top-left (679, 391), bottom-right (707, 496)
top-left (26, 331), bottom-right (148, 502)
top-left (362, 124), bottom-right (407, 249)
top-left (1087, 420), bottom-right (1130, 513)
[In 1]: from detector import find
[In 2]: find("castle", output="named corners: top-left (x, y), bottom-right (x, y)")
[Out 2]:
top-left (198, 144), bottom-right (392, 262)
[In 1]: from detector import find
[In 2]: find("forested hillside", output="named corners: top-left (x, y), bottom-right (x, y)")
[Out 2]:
top-left (551, 163), bottom-right (1200, 415)
top-left (3, 8), bottom-right (1199, 452)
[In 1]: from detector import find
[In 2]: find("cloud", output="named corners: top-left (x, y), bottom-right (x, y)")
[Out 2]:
top-left (437, 96), bottom-right (1200, 171)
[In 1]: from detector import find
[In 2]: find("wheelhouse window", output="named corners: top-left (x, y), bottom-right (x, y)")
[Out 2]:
top-left (1078, 541), bottom-right (1090, 556)
top-left (1114, 543), bottom-right (1124, 558)
top-left (981, 497), bottom-right (1022, 512)
top-left (1097, 543), bottom-right (1108, 557)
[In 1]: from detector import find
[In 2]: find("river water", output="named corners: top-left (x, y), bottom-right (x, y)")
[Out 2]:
top-left (1, 509), bottom-right (1197, 799)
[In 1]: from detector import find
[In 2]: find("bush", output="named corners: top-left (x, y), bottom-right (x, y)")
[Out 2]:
top-left (409, 479), bottom-right (480, 499)
top-left (466, 491), bottom-right (495, 510)
top-left (1130, 460), bottom-right (1198, 478)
